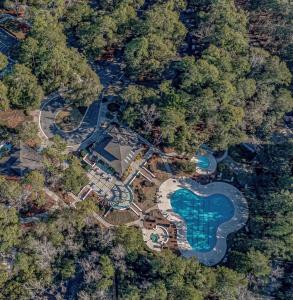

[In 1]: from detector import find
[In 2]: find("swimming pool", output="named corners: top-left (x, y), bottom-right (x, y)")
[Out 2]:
top-left (196, 155), bottom-right (210, 169)
top-left (170, 188), bottom-right (234, 252)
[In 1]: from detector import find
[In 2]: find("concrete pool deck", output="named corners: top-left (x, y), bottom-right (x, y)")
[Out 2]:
top-left (142, 225), bottom-right (169, 251)
top-left (157, 178), bottom-right (248, 266)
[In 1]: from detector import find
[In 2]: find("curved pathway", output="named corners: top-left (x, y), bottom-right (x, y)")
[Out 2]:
top-left (157, 178), bottom-right (248, 266)
top-left (39, 95), bottom-right (100, 147)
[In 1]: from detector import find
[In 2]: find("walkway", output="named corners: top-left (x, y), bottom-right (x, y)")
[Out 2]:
top-left (93, 212), bottom-right (114, 228)
top-left (39, 95), bottom-right (100, 147)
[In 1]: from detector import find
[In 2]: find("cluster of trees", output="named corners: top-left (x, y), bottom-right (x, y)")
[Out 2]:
top-left (42, 136), bottom-right (88, 194)
top-left (226, 139), bottom-right (293, 297)
top-left (247, 1), bottom-right (293, 72)
top-left (19, 11), bottom-right (102, 107)
top-left (0, 170), bottom-right (45, 210)
top-left (0, 203), bottom-right (249, 299)
top-left (64, 0), bottom-right (143, 58)
top-left (0, 0), bottom-right (292, 299)
top-left (124, 0), bottom-right (186, 78)
top-left (64, 0), bottom-right (186, 79)
top-left (121, 0), bottom-right (293, 152)
top-left (0, 54), bottom-right (43, 111)
top-left (0, 3), bottom-right (103, 111)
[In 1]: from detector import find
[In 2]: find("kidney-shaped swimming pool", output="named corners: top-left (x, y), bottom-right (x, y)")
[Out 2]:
top-left (170, 188), bottom-right (234, 252)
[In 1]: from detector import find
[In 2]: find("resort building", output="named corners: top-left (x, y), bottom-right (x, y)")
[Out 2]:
top-left (89, 125), bottom-right (143, 178)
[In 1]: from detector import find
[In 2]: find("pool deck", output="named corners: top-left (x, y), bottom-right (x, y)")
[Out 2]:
top-left (157, 178), bottom-right (248, 266)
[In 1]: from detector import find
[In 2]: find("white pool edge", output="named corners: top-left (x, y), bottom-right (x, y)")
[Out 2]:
top-left (157, 178), bottom-right (249, 266)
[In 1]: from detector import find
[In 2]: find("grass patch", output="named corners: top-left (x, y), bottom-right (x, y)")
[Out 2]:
top-left (104, 209), bottom-right (139, 225)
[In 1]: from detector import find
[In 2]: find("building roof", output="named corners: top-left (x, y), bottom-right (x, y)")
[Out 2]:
top-left (9, 143), bottom-right (43, 176)
top-left (92, 125), bottom-right (143, 176)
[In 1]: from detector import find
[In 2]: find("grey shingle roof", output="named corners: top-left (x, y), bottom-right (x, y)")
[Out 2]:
top-left (92, 125), bottom-right (143, 176)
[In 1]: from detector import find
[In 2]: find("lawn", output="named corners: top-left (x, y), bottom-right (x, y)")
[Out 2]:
top-left (104, 209), bottom-right (139, 225)
top-left (146, 154), bottom-right (172, 181)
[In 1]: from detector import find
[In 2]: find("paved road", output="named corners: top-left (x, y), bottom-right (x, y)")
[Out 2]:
top-left (40, 96), bottom-right (100, 147)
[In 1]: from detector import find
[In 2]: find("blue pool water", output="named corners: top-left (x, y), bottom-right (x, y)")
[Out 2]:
top-left (197, 155), bottom-right (210, 169)
top-left (170, 189), bottom-right (234, 252)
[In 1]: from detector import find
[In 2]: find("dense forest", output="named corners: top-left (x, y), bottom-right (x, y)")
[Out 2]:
top-left (0, 0), bottom-right (292, 299)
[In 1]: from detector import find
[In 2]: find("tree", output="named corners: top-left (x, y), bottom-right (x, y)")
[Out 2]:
top-left (62, 157), bottom-right (88, 194)
top-left (124, 1), bottom-right (186, 78)
top-left (63, 2), bottom-right (94, 30)
top-left (198, 0), bottom-right (249, 54)
top-left (0, 53), bottom-right (8, 70)
top-left (97, 255), bottom-right (114, 290)
top-left (0, 81), bottom-right (9, 111)
top-left (43, 135), bottom-right (67, 177)
top-left (138, 1), bottom-right (187, 45)
top-left (161, 107), bottom-right (185, 144)
top-left (23, 171), bottom-right (46, 207)
top-left (18, 121), bottom-right (40, 146)
top-left (0, 176), bottom-right (22, 208)
top-left (19, 12), bottom-right (102, 106)
top-left (0, 204), bottom-right (21, 253)
top-left (213, 267), bottom-right (247, 300)
top-left (121, 85), bottom-right (144, 104)
top-left (244, 249), bottom-right (271, 278)
top-left (60, 258), bottom-right (75, 280)
top-left (144, 282), bottom-right (167, 300)
top-left (125, 34), bottom-right (176, 77)
top-left (4, 64), bottom-right (44, 110)
top-left (115, 226), bottom-right (145, 254)
top-left (62, 50), bottom-right (102, 106)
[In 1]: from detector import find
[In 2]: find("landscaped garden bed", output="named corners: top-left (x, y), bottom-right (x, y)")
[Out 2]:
top-left (132, 175), bottom-right (157, 211)
top-left (55, 106), bottom-right (86, 131)
top-left (168, 157), bottom-right (197, 177)
top-left (146, 154), bottom-right (171, 181)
